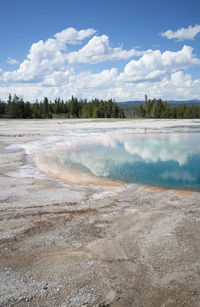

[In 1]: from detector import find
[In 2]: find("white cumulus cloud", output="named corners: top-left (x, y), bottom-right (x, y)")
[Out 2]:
top-left (54, 27), bottom-right (96, 44)
top-left (1, 27), bottom-right (200, 102)
top-left (1, 69), bottom-right (200, 102)
top-left (119, 45), bottom-right (200, 82)
top-left (67, 35), bottom-right (143, 64)
top-left (3, 27), bottom-right (96, 82)
top-left (161, 24), bottom-right (200, 41)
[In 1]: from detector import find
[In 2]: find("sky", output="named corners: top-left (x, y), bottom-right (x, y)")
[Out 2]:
top-left (0, 0), bottom-right (200, 102)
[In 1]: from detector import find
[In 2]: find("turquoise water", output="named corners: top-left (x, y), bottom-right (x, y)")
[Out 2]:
top-left (61, 133), bottom-right (200, 190)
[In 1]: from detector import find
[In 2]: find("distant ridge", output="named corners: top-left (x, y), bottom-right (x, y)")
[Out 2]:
top-left (117, 101), bottom-right (142, 104)
top-left (167, 99), bottom-right (200, 104)
top-left (117, 99), bottom-right (200, 106)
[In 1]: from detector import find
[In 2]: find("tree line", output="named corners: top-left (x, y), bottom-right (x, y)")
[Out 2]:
top-left (137, 95), bottom-right (200, 119)
top-left (0, 94), bottom-right (125, 119)
top-left (1, 94), bottom-right (200, 119)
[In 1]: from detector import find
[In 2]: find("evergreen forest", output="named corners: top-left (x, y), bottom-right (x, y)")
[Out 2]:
top-left (0, 94), bottom-right (200, 119)
top-left (0, 94), bottom-right (124, 119)
top-left (136, 95), bottom-right (200, 119)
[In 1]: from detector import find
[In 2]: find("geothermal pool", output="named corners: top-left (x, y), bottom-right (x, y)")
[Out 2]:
top-left (34, 133), bottom-right (200, 190)
top-left (5, 119), bottom-right (200, 190)
top-left (51, 134), bottom-right (200, 190)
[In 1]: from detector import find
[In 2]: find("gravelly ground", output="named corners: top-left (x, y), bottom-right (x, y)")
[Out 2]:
top-left (0, 119), bottom-right (200, 307)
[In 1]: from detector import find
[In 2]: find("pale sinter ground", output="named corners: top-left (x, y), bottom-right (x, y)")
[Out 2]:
top-left (0, 119), bottom-right (200, 307)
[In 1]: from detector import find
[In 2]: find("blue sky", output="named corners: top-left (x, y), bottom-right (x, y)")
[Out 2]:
top-left (0, 0), bottom-right (200, 101)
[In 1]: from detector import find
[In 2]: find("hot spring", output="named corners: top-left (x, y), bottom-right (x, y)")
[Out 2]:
top-left (34, 132), bottom-right (200, 191)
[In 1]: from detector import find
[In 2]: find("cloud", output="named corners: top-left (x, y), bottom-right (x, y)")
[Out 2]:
top-left (3, 28), bottom-right (139, 83)
top-left (70, 68), bottom-right (118, 89)
top-left (158, 71), bottom-right (200, 98)
top-left (7, 57), bottom-right (19, 65)
top-left (42, 67), bottom-right (118, 90)
top-left (119, 45), bottom-right (200, 82)
top-left (1, 27), bottom-right (200, 102)
top-left (1, 68), bottom-right (200, 102)
top-left (3, 27), bottom-right (96, 82)
top-left (42, 69), bottom-right (74, 86)
top-left (161, 24), bottom-right (200, 41)
top-left (54, 27), bottom-right (96, 44)
top-left (1, 69), bottom-right (200, 103)
top-left (67, 35), bottom-right (143, 64)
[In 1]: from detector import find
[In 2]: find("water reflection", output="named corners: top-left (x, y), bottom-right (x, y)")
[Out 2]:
top-left (35, 133), bottom-right (200, 190)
